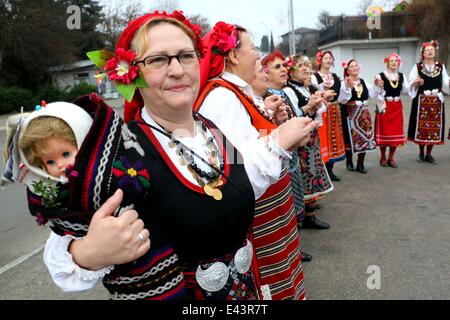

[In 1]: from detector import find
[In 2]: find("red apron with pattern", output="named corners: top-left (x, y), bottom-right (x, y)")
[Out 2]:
top-left (414, 95), bottom-right (443, 144)
top-left (346, 101), bottom-right (377, 154)
top-left (318, 102), bottom-right (346, 162)
top-left (375, 99), bottom-right (406, 146)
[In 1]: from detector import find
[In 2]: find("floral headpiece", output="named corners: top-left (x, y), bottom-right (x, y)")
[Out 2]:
top-left (422, 40), bottom-right (439, 50)
top-left (87, 10), bottom-right (203, 103)
top-left (210, 22), bottom-right (238, 56)
top-left (284, 55), bottom-right (298, 73)
top-left (384, 53), bottom-right (402, 68)
top-left (341, 60), bottom-right (349, 69)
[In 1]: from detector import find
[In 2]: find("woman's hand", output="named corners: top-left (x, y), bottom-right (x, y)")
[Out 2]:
top-left (271, 117), bottom-right (320, 151)
top-left (413, 76), bottom-right (424, 87)
top-left (273, 104), bottom-right (289, 125)
top-left (344, 77), bottom-right (354, 90)
top-left (302, 94), bottom-right (326, 115)
top-left (69, 189), bottom-right (150, 271)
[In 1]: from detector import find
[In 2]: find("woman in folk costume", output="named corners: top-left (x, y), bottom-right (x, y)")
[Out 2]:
top-left (281, 55), bottom-right (334, 230)
top-left (194, 22), bottom-right (319, 300)
top-left (39, 11), bottom-right (313, 300)
top-left (375, 53), bottom-right (411, 168)
top-left (407, 40), bottom-right (450, 164)
top-left (312, 51), bottom-right (347, 181)
top-left (340, 59), bottom-right (384, 174)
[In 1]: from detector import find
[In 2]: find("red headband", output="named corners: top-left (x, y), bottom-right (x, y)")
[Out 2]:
top-left (115, 10), bottom-right (203, 122)
top-left (384, 53), bottom-right (402, 68)
top-left (199, 22), bottom-right (237, 92)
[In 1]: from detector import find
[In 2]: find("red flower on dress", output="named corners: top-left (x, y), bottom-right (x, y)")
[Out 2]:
top-left (104, 48), bottom-right (139, 85)
top-left (212, 22), bottom-right (237, 55)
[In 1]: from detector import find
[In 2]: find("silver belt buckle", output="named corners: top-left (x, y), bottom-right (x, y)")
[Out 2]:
top-left (195, 240), bottom-right (253, 292)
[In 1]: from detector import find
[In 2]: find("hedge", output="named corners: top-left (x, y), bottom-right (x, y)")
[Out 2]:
top-left (0, 83), bottom-right (98, 115)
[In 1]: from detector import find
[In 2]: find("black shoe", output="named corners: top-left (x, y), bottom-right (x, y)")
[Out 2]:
top-left (306, 203), bottom-right (321, 211)
top-left (424, 155), bottom-right (437, 164)
top-left (417, 154), bottom-right (425, 162)
top-left (387, 159), bottom-right (398, 168)
top-left (356, 163), bottom-right (368, 174)
top-left (346, 161), bottom-right (355, 172)
top-left (329, 171), bottom-right (341, 181)
top-left (302, 215), bottom-right (330, 230)
top-left (301, 250), bottom-right (312, 262)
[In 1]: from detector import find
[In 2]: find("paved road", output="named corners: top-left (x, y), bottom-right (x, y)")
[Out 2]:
top-left (0, 97), bottom-right (449, 300)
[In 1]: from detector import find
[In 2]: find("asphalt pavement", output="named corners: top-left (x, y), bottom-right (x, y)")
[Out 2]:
top-left (0, 97), bottom-right (449, 300)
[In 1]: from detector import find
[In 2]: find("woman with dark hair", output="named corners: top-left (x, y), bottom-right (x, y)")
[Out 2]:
top-left (312, 50), bottom-right (348, 181)
top-left (194, 23), bottom-right (318, 300)
top-left (407, 40), bottom-right (450, 164)
top-left (340, 59), bottom-right (383, 173)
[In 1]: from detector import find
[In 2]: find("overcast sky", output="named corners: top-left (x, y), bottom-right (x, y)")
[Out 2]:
top-left (138, 0), bottom-right (397, 46)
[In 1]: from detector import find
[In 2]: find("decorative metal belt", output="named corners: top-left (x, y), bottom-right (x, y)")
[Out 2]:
top-left (195, 239), bottom-right (253, 292)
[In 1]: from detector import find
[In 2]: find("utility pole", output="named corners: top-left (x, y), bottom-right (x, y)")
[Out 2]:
top-left (288, 0), bottom-right (296, 55)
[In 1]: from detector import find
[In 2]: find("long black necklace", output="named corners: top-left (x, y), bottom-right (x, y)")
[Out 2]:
top-left (138, 117), bottom-right (226, 200)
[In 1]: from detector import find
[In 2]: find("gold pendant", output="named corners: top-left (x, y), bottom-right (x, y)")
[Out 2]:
top-left (179, 158), bottom-right (187, 166)
top-left (168, 141), bottom-right (176, 148)
top-left (204, 184), bottom-right (215, 196)
top-left (203, 183), bottom-right (223, 201)
top-left (213, 188), bottom-right (223, 201)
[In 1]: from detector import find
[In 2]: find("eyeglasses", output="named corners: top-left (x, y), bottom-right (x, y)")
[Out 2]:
top-left (135, 50), bottom-right (200, 70)
top-left (270, 63), bottom-right (286, 70)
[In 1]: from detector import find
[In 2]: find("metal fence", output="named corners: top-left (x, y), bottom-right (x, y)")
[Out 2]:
top-left (319, 13), bottom-right (419, 46)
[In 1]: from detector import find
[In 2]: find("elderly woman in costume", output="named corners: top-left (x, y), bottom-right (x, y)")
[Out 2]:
top-left (375, 53), bottom-right (412, 168)
top-left (194, 23), bottom-right (319, 300)
top-left (407, 40), bottom-right (450, 164)
top-left (312, 50), bottom-right (348, 181)
top-left (40, 12), bottom-right (316, 300)
top-left (340, 59), bottom-right (384, 174)
top-left (281, 55), bottom-right (335, 231)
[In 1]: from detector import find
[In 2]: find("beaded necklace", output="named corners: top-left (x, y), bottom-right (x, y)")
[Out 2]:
top-left (144, 118), bottom-right (225, 201)
top-left (421, 61), bottom-right (442, 78)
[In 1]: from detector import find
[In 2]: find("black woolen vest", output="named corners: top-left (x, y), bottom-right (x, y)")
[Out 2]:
top-left (127, 113), bottom-right (255, 264)
top-left (379, 72), bottom-right (404, 97)
top-left (314, 72), bottom-right (341, 103)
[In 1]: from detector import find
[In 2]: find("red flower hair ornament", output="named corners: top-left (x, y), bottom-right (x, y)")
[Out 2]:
top-left (211, 22), bottom-right (237, 55)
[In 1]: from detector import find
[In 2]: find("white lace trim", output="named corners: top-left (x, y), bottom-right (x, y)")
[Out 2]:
top-left (67, 250), bottom-right (115, 281)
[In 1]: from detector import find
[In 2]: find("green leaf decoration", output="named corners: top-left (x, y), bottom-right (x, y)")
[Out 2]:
top-left (87, 50), bottom-right (115, 69)
top-left (113, 160), bottom-right (126, 172)
top-left (135, 72), bottom-right (149, 89)
top-left (138, 176), bottom-right (151, 189)
top-left (116, 82), bottom-right (137, 102)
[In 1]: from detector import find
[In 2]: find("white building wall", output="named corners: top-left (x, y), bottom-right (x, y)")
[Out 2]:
top-left (319, 38), bottom-right (420, 80)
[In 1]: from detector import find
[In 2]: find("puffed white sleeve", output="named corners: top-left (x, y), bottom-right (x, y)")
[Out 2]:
top-left (311, 74), bottom-right (325, 91)
top-left (43, 231), bottom-right (114, 292)
top-left (401, 74), bottom-right (412, 97)
top-left (441, 65), bottom-right (450, 95)
top-left (199, 88), bottom-right (290, 199)
top-left (367, 81), bottom-right (384, 100)
top-left (338, 80), bottom-right (352, 103)
top-left (408, 64), bottom-right (419, 98)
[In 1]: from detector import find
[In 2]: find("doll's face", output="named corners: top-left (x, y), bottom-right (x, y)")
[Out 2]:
top-left (39, 137), bottom-right (78, 177)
